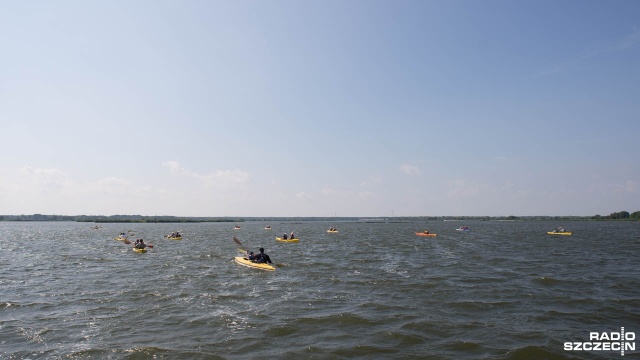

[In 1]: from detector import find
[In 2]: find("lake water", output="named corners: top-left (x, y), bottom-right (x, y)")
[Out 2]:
top-left (1, 220), bottom-right (638, 359)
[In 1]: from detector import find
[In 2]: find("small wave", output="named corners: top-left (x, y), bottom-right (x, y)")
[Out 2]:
top-left (459, 320), bottom-right (497, 329)
top-left (533, 277), bottom-right (562, 286)
top-left (263, 325), bottom-right (299, 337)
top-left (534, 309), bottom-right (612, 325)
top-left (330, 344), bottom-right (398, 357)
top-left (449, 300), bottom-right (514, 311)
top-left (499, 345), bottom-right (582, 360)
top-left (442, 339), bottom-right (483, 351)
top-left (0, 301), bottom-right (56, 309)
top-left (401, 320), bottom-right (457, 338)
top-left (294, 312), bottom-right (382, 327)
top-left (377, 329), bottom-right (426, 346)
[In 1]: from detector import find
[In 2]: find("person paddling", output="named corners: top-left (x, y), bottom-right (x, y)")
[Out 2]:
top-left (254, 247), bottom-right (272, 264)
top-left (134, 239), bottom-right (147, 249)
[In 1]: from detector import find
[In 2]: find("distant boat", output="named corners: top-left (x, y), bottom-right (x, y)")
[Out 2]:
top-left (416, 231), bottom-right (437, 237)
top-left (234, 225), bottom-right (241, 230)
top-left (548, 231), bottom-right (572, 236)
top-left (276, 237), bottom-right (300, 242)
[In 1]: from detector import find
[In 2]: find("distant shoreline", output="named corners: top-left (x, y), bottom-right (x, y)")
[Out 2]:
top-left (0, 212), bottom-right (638, 223)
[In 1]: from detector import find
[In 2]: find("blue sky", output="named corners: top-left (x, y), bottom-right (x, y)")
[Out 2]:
top-left (1, 0), bottom-right (638, 217)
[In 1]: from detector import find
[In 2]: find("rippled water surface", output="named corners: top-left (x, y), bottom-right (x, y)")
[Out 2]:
top-left (1, 220), bottom-right (639, 359)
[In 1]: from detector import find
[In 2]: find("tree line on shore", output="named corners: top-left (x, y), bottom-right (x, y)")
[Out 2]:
top-left (0, 211), bottom-right (639, 222)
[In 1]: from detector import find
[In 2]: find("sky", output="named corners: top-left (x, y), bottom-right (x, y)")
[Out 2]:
top-left (1, 0), bottom-right (639, 217)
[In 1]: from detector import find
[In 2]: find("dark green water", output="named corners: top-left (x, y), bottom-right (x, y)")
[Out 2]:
top-left (1, 220), bottom-right (638, 359)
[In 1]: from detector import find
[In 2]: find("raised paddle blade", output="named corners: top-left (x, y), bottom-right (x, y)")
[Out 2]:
top-left (147, 244), bottom-right (154, 248)
top-left (233, 237), bottom-right (247, 252)
top-left (233, 237), bottom-right (243, 246)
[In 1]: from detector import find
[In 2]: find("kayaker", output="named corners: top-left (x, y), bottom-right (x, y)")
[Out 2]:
top-left (283, 233), bottom-right (288, 240)
top-left (254, 248), bottom-right (272, 264)
top-left (424, 230), bottom-right (430, 234)
top-left (290, 231), bottom-right (295, 239)
top-left (246, 251), bottom-right (256, 261)
top-left (134, 239), bottom-right (147, 249)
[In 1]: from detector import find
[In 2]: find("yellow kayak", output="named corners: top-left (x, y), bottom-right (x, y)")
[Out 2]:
top-left (276, 237), bottom-right (300, 243)
top-left (327, 230), bottom-right (338, 233)
top-left (133, 247), bottom-right (147, 253)
top-left (167, 236), bottom-right (182, 240)
top-left (234, 256), bottom-right (275, 271)
top-left (547, 231), bottom-right (572, 236)
top-left (416, 232), bottom-right (437, 237)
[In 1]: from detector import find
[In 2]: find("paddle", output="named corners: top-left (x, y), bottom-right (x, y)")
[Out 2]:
top-left (233, 236), bottom-right (247, 252)
top-left (233, 237), bottom-right (284, 267)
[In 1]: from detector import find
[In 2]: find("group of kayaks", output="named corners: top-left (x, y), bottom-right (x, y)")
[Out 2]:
top-left (236, 227), bottom-right (336, 269)
top-left (112, 231), bottom-right (184, 253)
top-left (416, 226), bottom-right (573, 237)
top-left (415, 226), bottom-right (471, 237)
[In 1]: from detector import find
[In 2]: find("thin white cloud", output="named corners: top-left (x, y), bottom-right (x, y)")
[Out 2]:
top-left (195, 170), bottom-right (250, 188)
top-left (296, 191), bottom-right (311, 200)
top-left (18, 165), bottom-right (72, 190)
top-left (358, 191), bottom-right (375, 200)
top-left (162, 160), bottom-right (189, 176)
top-left (399, 164), bottom-right (422, 175)
top-left (162, 160), bottom-right (250, 189)
top-left (83, 176), bottom-right (134, 196)
top-left (360, 176), bottom-right (382, 187)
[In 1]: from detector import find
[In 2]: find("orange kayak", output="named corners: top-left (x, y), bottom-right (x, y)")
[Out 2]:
top-left (416, 232), bottom-right (437, 237)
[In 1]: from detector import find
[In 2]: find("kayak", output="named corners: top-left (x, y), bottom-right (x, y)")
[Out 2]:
top-left (133, 247), bottom-right (147, 253)
top-left (276, 237), bottom-right (300, 243)
top-left (167, 236), bottom-right (182, 240)
top-left (415, 232), bottom-right (437, 237)
top-left (456, 228), bottom-right (470, 231)
top-left (234, 256), bottom-right (275, 271)
top-left (264, 227), bottom-right (272, 230)
top-left (547, 231), bottom-right (572, 236)
top-left (327, 230), bottom-right (338, 233)
top-left (114, 237), bottom-right (128, 241)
